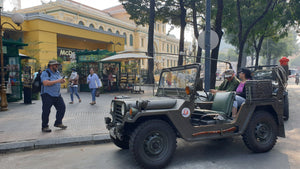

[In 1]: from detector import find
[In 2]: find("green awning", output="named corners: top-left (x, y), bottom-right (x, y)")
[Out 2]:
top-left (3, 39), bottom-right (28, 47)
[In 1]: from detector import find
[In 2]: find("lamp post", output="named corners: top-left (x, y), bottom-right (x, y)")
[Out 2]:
top-left (0, 7), bottom-right (24, 111)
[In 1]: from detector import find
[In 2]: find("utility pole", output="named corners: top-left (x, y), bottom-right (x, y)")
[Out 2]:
top-left (204, 0), bottom-right (211, 91)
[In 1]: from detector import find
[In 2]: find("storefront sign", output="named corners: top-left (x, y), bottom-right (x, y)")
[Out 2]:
top-left (78, 54), bottom-right (106, 62)
top-left (57, 47), bottom-right (77, 61)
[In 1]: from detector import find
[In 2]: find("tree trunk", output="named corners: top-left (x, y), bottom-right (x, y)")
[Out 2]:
top-left (146, 0), bottom-right (155, 84)
top-left (266, 52), bottom-right (271, 65)
top-left (178, 0), bottom-right (186, 66)
top-left (237, 41), bottom-right (245, 69)
top-left (196, 47), bottom-right (202, 63)
top-left (236, 0), bottom-right (274, 70)
top-left (251, 55), bottom-right (254, 66)
top-left (191, 0), bottom-right (202, 63)
top-left (254, 35), bottom-right (265, 68)
top-left (210, 0), bottom-right (224, 89)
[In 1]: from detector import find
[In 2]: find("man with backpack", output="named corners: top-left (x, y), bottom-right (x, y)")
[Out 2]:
top-left (40, 60), bottom-right (67, 132)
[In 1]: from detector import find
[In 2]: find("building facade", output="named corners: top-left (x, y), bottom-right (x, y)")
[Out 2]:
top-left (17, 0), bottom-right (189, 70)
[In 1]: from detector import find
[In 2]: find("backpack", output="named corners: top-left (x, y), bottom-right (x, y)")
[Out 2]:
top-left (32, 70), bottom-right (51, 93)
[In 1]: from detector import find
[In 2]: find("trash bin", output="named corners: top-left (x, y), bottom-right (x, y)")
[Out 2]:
top-left (23, 87), bottom-right (32, 104)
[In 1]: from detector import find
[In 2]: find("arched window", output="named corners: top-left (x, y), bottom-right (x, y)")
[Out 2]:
top-left (170, 45), bottom-right (173, 53)
top-left (130, 34), bottom-right (133, 46)
top-left (108, 28), bottom-right (112, 32)
top-left (99, 26), bottom-right (104, 30)
top-left (116, 30), bottom-right (120, 35)
top-left (89, 24), bottom-right (94, 28)
top-left (157, 24), bottom-right (160, 31)
top-left (167, 44), bottom-right (169, 52)
top-left (123, 33), bottom-right (127, 45)
top-left (78, 21), bottom-right (84, 26)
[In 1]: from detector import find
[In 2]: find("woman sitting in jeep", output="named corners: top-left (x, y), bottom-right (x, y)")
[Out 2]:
top-left (232, 68), bottom-right (252, 118)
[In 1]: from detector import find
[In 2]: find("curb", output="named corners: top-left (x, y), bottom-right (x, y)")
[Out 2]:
top-left (0, 134), bottom-right (111, 153)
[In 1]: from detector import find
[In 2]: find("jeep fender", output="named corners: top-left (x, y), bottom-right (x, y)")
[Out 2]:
top-left (237, 103), bottom-right (285, 138)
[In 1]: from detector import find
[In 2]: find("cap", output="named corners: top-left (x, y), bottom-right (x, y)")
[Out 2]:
top-left (71, 68), bottom-right (76, 71)
top-left (48, 60), bottom-right (60, 65)
top-left (224, 69), bottom-right (235, 78)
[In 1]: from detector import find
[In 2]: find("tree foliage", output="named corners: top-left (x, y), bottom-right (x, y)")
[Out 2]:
top-left (261, 31), bottom-right (300, 65)
top-left (223, 0), bottom-right (275, 69)
top-left (122, 0), bottom-right (168, 25)
top-left (121, 0), bottom-right (300, 85)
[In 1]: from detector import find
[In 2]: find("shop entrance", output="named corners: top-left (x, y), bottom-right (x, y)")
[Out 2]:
top-left (100, 62), bottom-right (120, 91)
top-left (75, 49), bottom-right (116, 92)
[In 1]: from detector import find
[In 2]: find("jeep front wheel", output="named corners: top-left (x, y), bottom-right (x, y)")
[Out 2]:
top-left (242, 111), bottom-right (278, 153)
top-left (129, 120), bottom-right (176, 169)
top-left (110, 135), bottom-right (129, 149)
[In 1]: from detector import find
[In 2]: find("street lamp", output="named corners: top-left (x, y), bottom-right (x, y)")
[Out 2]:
top-left (0, 7), bottom-right (24, 111)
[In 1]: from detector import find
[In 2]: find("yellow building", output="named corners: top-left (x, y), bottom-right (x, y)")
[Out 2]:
top-left (17, 12), bottom-right (123, 68)
top-left (17, 0), bottom-right (190, 71)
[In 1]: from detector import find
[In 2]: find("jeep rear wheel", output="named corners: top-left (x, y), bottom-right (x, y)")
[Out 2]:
top-left (129, 120), bottom-right (176, 169)
top-left (242, 111), bottom-right (278, 153)
top-left (110, 135), bottom-right (129, 149)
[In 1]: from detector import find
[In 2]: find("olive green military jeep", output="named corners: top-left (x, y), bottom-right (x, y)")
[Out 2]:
top-left (105, 63), bottom-right (287, 169)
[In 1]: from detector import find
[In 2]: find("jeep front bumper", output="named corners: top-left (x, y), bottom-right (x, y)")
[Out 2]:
top-left (105, 117), bottom-right (124, 140)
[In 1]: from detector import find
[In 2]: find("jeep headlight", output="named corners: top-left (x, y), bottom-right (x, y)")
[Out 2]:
top-left (111, 102), bottom-right (114, 112)
top-left (121, 104), bottom-right (126, 115)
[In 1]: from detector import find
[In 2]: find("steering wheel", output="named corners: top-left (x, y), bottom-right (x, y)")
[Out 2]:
top-left (196, 91), bottom-right (209, 101)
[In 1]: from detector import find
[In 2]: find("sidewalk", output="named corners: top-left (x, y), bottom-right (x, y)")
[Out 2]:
top-left (0, 86), bottom-right (155, 153)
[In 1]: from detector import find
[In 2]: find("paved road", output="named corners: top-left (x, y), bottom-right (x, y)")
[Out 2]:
top-left (1, 81), bottom-right (300, 169)
top-left (0, 138), bottom-right (292, 169)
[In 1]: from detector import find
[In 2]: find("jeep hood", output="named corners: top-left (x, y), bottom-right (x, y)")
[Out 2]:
top-left (118, 97), bottom-right (177, 110)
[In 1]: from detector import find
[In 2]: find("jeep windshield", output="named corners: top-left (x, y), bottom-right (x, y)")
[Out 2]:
top-left (156, 64), bottom-right (200, 98)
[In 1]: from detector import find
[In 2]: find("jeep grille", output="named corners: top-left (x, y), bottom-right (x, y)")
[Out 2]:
top-left (113, 102), bottom-right (123, 123)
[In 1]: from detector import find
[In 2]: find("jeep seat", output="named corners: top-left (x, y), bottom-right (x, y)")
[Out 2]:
top-left (196, 92), bottom-right (236, 118)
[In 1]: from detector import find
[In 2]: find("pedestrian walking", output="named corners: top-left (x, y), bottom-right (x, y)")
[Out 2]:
top-left (40, 60), bottom-right (67, 132)
top-left (295, 73), bottom-right (299, 85)
top-left (87, 68), bottom-right (101, 105)
top-left (69, 68), bottom-right (81, 104)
